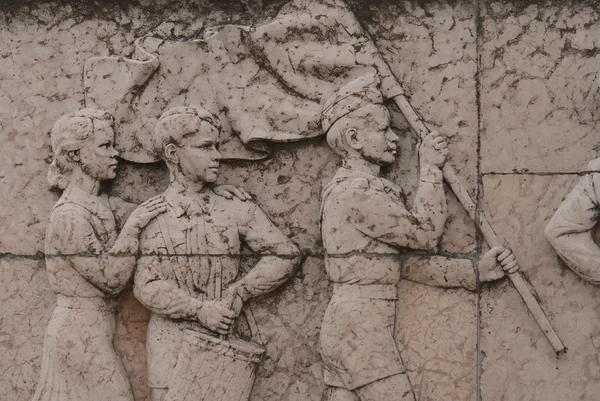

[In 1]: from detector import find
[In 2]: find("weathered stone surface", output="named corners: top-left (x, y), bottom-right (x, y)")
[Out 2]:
top-left (481, 174), bottom-right (600, 401)
top-left (480, 1), bottom-right (600, 174)
top-left (2, 0), bottom-right (599, 400)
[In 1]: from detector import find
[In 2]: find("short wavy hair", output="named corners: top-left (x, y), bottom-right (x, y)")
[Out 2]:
top-left (153, 106), bottom-right (221, 159)
top-left (47, 108), bottom-right (114, 190)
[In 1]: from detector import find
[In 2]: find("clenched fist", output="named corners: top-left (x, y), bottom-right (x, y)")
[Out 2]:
top-left (196, 300), bottom-right (236, 336)
top-left (419, 131), bottom-right (448, 168)
top-left (478, 246), bottom-right (520, 283)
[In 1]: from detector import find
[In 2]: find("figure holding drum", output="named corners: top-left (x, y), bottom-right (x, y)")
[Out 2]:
top-left (133, 106), bottom-right (301, 401)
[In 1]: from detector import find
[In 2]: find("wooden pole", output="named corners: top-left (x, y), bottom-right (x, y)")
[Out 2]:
top-left (393, 95), bottom-right (566, 354)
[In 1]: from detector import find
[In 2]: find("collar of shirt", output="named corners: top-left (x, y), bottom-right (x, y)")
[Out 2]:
top-left (335, 167), bottom-right (403, 198)
top-left (163, 182), bottom-right (215, 218)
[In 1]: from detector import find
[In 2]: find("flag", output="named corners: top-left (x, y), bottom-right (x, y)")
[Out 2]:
top-left (84, 0), bottom-right (403, 162)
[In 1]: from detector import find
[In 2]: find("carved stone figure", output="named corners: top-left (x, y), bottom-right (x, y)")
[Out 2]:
top-left (33, 109), bottom-right (167, 401)
top-left (133, 106), bottom-right (301, 401)
top-left (545, 157), bottom-right (600, 284)
top-left (319, 77), bottom-right (519, 401)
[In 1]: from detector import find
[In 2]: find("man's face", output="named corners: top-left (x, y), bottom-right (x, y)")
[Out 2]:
top-left (354, 105), bottom-right (399, 166)
top-left (175, 120), bottom-right (222, 183)
top-left (78, 121), bottom-right (119, 181)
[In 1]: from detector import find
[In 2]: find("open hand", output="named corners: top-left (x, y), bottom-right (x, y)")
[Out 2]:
top-left (419, 131), bottom-right (448, 168)
top-left (124, 195), bottom-right (167, 231)
top-left (479, 246), bottom-right (520, 283)
top-left (214, 185), bottom-right (253, 201)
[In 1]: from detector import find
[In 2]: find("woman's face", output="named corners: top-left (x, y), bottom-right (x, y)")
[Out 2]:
top-left (77, 120), bottom-right (119, 181)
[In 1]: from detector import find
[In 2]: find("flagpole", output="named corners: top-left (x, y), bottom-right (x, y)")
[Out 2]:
top-left (392, 94), bottom-right (566, 354)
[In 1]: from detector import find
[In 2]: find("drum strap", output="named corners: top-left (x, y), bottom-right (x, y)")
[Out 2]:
top-left (243, 306), bottom-right (264, 345)
top-left (157, 214), bottom-right (193, 296)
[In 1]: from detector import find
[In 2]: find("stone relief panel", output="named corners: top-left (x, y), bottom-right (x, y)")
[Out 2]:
top-left (2, 0), bottom-right (598, 401)
top-left (481, 175), bottom-right (600, 401)
top-left (479, 1), bottom-right (600, 400)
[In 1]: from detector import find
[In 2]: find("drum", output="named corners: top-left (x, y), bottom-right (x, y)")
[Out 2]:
top-left (165, 329), bottom-right (265, 401)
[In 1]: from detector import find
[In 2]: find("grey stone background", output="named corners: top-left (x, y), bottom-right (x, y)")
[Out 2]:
top-left (0, 1), bottom-right (598, 400)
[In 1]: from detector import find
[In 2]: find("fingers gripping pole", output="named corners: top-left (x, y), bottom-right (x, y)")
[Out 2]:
top-left (393, 95), bottom-right (566, 354)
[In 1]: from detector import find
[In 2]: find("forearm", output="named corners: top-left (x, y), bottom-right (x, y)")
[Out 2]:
top-left (70, 227), bottom-right (138, 295)
top-left (134, 276), bottom-right (203, 320)
top-left (411, 164), bottom-right (448, 248)
top-left (403, 256), bottom-right (476, 291)
top-left (89, 225), bottom-right (140, 295)
top-left (234, 255), bottom-right (300, 301)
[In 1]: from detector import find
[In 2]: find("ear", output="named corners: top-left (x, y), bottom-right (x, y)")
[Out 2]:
top-left (344, 128), bottom-right (362, 151)
top-left (164, 143), bottom-right (179, 164)
top-left (66, 149), bottom-right (81, 163)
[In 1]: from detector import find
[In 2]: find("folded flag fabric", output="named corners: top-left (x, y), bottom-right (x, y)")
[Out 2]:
top-left (84, 0), bottom-right (403, 162)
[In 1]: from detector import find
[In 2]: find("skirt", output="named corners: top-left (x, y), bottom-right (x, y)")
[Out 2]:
top-left (31, 296), bottom-right (133, 401)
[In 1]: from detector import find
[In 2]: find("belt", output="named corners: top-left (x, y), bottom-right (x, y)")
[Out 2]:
top-left (332, 283), bottom-right (397, 300)
top-left (56, 295), bottom-right (117, 310)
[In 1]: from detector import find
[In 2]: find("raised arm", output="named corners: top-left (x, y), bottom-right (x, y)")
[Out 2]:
top-left (347, 132), bottom-right (448, 250)
top-left (47, 201), bottom-right (157, 296)
top-left (410, 131), bottom-right (449, 248)
top-left (48, 195), bottom-right (165, 296)
top-left (545, 169), bottom-right (600, 284)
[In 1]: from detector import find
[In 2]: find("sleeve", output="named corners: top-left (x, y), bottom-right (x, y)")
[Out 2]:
top-left (232, 201), bottom-right (301, 301)
top-left (545, 171), bottom-right (600, 284)
top-left (46, 205), bottom-right (138, 296)
top-left (133, 254), bottom-right (204, 320)
top-left (344, 173), bottom-right (447, 251)
top-left (403, 256), bottom-right (477, 291)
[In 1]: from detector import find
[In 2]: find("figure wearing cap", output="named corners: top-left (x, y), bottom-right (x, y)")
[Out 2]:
top-left (319, 77), bottom-right (519, 401)
top-left (133, 106), bottom-right (301, 401)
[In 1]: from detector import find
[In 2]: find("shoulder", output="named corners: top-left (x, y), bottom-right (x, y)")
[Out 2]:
top-left (49, 202), bottom-right (93, 227)
top-left (46, 202), bottom-right (100, 253)
top-left (323, 176), bottom-right (385, 204)
top-left (212, 191), bottom-right (258, 220)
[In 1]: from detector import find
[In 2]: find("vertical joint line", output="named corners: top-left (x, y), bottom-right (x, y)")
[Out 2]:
top-left (475, 0), bottom-right (484, 400)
